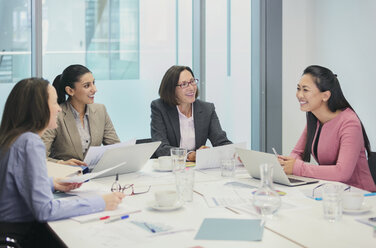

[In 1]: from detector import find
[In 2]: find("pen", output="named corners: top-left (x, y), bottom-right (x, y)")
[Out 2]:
top-left (81, 215), bottom-right (110, 223)
top-left (314, 193), bottom-right (376, 201)
top-left (105, 215), bottom-right (129, 224)
top-left (144, 222), bottom-right (156, 233)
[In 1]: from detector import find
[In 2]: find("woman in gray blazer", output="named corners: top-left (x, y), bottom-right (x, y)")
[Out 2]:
top-left (42, 65), bottom-right (120, 165)
top-left (151, 65), bottom-right (232, 161)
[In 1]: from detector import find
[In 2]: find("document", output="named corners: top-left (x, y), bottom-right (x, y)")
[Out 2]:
top-left (58, 162), bottom-right (125, 183)
top-left (195, 218), bottom-right (264, 241)
top-left (84, 139), bottom-right (136, 167)
top-left (195, 142), bottom-right (246, 170)
top-left (47, 161), bottom-right (82, 178)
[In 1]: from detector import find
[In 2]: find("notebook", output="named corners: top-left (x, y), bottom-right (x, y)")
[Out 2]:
top-left (195, 142), bottom-right (246, 169)
top-left (236, 148), bottom-right (318, 186)
top-left (90, 141), bottom-right (161, 178)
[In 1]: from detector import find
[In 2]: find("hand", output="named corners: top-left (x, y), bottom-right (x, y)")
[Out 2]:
top-left (53, 179), bottom-right (82, 192)
top-left (58, 158), bottom-right (87, 166)
top-left (278, 155), bottom-right (295, 175)
top-left (102, 192), bottom-right (125, 211)
top-left (187, 151), bottom-right (196, 162)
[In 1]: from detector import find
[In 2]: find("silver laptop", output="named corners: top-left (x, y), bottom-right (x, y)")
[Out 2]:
top-left (91, 141), bottom-right (161, 178)
top-left (236, 148), bottom-right (318, 186)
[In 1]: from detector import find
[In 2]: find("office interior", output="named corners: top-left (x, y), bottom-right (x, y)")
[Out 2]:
top-left (1, 0), bottom-right (375, 156)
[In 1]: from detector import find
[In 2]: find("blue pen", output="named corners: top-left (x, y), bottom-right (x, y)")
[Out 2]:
top-left (144, 222), bottom-right (156, 233)
top-left (314, 192), bottom-right (376, 201)
top-left (105, 215), bottom-right (129, 224)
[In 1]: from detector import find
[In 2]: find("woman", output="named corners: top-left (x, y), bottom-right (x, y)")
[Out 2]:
top-left (279, 65), bottom-right (376, 192)
top-left (42, 64), bottom-right (120, 166)
top-left (151, 65), bottom-right (232, 161)
top-left (0, 78), bottom-right (124, 246)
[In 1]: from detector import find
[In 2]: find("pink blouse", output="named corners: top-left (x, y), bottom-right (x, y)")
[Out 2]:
top-left (291, 108), bottom-right (376, 192)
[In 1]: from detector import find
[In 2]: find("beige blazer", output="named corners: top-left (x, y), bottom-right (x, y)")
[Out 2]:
top-left (42, 102), bottom-right (120, 162)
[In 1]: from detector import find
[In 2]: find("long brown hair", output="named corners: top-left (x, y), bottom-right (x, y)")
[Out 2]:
top-left (0, 78), bottom-right (50, 153)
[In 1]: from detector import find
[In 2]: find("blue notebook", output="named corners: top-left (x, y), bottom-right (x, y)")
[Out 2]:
top-left (194, 218), bottom-right (264, 241)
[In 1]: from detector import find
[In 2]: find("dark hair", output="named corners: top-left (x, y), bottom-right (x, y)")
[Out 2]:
top-left (301, 65), bottom-right (370, 162)
top-left (0, 78), bottom-right (50, 152)
top-left (159, 65), bottom-right (199, 106)
top-left (53, 64), bottom-right (91, 104)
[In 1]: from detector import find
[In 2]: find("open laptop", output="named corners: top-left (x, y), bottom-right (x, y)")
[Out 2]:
top-left (91, 141), bottom-right (161, 178)
top-left (236, 148), bottom-right (318, 186)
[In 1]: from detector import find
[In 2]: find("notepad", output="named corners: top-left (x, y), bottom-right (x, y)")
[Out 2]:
top-left (194, 218), bottom-right (263, 241)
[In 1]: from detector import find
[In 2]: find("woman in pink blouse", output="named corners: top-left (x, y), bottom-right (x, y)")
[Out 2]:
top-left (279, 65), bottom-right (376, 192)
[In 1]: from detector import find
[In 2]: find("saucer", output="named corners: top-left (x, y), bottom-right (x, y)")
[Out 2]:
top-left (152, 162), bottom-right (173, 172)
top-left (343, 203), bottom-right (372, 214)
top-left (148, 200), bottom-right (183, 211)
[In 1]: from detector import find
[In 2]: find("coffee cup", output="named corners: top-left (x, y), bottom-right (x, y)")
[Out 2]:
top-left (342, 192), bottom-right (364, 210)
top-left (158, 156), bottom-right (173, 170)
top-left (155, 190), bottom-right (178, 207)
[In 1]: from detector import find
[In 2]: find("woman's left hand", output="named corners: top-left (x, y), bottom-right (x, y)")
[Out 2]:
top-left (278, 155), bottom-right (295, 175)
top-left (53, 179), bottom-right (82, 192)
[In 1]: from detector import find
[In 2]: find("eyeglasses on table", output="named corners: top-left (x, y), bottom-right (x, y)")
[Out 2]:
top-left (311, 183), bottom-right (351, 200)
top-left (111, 173), bottom-right (151, 196)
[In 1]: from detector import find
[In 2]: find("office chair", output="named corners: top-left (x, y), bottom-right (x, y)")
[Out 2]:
top-left (0, 236), bottom-right (20, 248)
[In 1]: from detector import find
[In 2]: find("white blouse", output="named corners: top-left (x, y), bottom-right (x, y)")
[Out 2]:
top-left (177, 105), bottom-right (196, 151)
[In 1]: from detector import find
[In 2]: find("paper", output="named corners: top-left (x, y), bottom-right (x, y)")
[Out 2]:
top-left (58, 162), bottom-right (125, 183)
top-left (47, 161), bottom-right (82, 178)
top-left (84, 139), bottom-right (136, 167)
top-left (195, 218), bottom-right (263, 241)
top-left (195, 142), bottom-right (246, 169)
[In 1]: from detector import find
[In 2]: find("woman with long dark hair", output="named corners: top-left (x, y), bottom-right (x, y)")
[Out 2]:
top-left (279, 65), bottom-right (376, 192)
top-left (0, 78), bottom-right (124, 246)
top-left (42, 64), bottom-right (120, 166)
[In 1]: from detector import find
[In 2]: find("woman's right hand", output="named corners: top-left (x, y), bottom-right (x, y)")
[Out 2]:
top-left (102, 192), bottom-right (125, 211)
top-left (58, 158), bottom-right (87, 166)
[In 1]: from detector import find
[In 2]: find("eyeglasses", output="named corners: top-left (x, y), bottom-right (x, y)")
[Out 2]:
top-left (111, 174), bottom-right (151, 196)
top-left (176, 78), bottom-right (199, 89)
top-left (312, 183), bottom-right (351, 200)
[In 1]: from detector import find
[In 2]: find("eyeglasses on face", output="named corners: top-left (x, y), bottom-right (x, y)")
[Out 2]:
top-left (111, 174), bottom-right (151, 196)
top-left (176, 78), bottom-right (199, 89)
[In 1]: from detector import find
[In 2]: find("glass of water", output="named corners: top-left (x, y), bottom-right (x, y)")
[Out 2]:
top-left (170, 148), bottom-right (187, 172)
top-left (322, 184), bottom-right (343, 222)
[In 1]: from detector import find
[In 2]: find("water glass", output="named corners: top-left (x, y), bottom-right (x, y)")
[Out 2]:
top-left (221, 159), bottom-right (236, 177)
top-left (322, 184), bottom-right (343, 222)
top-left (175, 167), bottom-right (195, 202)
top-left (170, 148), bottom-right (187, 172)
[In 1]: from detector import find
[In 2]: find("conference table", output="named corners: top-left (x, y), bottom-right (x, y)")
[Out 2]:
top-left (48, 161), bottom-right (376, 248)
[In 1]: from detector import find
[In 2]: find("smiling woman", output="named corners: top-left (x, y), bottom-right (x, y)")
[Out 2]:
top-left (279, 65), bottom-right (376, 192)
top-left (150, 65), bottom-right (232, 161)
top-left (41, 65), bottom-right (120, 166)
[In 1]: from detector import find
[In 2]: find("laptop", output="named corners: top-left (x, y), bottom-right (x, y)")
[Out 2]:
top-left (236, 148), bottom-right (318, 186)
top-left (195, 142), bottom-right (247, 170)
top-left (91, 141), bottom-right (161, 178)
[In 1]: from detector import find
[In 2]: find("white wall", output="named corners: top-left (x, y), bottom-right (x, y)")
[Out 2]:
top-left (283, 0), bottom-right (376, 154)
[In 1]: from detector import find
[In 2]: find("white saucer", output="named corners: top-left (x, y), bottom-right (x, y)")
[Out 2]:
top-left (148, 200), bottom-right (183, 211)
top-left (343, 203), bottom-right (372, 214)
top-left (152, 162), bottom-right (173, 172)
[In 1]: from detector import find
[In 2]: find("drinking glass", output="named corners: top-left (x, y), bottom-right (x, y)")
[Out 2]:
top-left (170, 148), bottom-right (187, 172)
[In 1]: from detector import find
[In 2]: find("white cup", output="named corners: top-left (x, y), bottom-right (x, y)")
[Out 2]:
top-left (154, 190), bottom-right (178, 207)
top-left (342, 192), bottom-right (364, 210)
top-left (158, 156), bottom-right (173, 170)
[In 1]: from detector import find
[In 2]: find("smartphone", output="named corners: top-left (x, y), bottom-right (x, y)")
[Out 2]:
top-left (272, 147), bottom-right (279, 158)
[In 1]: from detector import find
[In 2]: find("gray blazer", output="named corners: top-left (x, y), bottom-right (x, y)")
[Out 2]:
top-left (42, 102), bottom-right (120, 162)
top-left (150, 98), bottom-right (232, 157)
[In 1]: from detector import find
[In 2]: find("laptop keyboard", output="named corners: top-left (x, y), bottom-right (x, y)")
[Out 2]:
top-left (288, 177), bottom-right (304, 183)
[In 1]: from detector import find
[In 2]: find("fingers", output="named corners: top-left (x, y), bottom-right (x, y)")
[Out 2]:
top-left (103, 192), bottom-right (125, 211)
top-left (199, 146), bottom-right (210, 150)
top-left (69, 159), bottom-right (88, 166)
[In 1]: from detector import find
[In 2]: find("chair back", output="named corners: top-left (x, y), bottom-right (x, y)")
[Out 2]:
top-left (368, 151), bottom-right (376, 186)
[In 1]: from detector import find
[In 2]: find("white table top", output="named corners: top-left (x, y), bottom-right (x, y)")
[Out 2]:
top-left (48, 161), bottom-right (376, 248)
